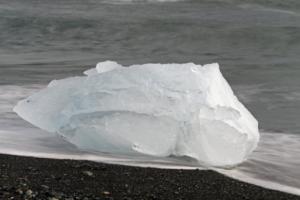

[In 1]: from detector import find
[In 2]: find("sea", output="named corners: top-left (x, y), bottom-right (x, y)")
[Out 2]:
top-left (0, 0), bottom-right (300, 195)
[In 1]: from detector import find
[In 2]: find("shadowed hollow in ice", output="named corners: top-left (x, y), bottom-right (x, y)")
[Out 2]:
top-left (14, 61), bottom-right (259, 167)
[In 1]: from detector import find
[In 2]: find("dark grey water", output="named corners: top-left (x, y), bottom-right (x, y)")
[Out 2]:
top-left (0, 0), bottom-right (300, 195)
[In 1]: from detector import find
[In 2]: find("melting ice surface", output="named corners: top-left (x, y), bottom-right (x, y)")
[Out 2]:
top-left (14, 61), bottom-right (259, 167)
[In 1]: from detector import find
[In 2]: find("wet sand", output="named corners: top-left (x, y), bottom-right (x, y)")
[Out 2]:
top-left (0, 153), bottom-right (299, 200)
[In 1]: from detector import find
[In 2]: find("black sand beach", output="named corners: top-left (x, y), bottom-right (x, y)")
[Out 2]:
top-left (0, 154), bottom-right (299, 200)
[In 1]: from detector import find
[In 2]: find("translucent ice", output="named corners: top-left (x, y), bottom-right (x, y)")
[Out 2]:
top-left (14, 61), bottom-right (259, 167)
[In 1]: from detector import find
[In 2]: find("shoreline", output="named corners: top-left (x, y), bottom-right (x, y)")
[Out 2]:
top-left (0, 153), bottom-right (299, 200)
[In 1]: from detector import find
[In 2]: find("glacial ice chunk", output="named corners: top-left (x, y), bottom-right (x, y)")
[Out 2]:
top-left (14, 61), bottom-right (259, 167)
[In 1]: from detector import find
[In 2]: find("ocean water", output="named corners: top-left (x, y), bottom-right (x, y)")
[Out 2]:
top-left (1, 0), bottom-right (300, 195)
